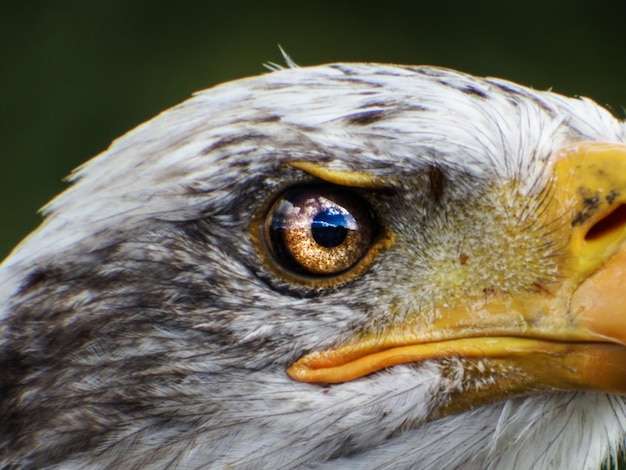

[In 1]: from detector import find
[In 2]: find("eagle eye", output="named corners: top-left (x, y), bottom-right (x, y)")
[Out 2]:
top-left (264, 186), bottom-right (377, 276)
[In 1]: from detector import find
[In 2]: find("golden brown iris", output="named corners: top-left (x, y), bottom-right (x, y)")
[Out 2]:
top-left (265, 186), bottom-right (376, 275)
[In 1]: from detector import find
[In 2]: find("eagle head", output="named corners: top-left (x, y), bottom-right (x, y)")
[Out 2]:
top-left (2, 64), bottom-right (626, 469)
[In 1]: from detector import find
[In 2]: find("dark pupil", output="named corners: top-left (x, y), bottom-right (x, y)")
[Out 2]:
top-left (311, 209), bottom-right (349, 248)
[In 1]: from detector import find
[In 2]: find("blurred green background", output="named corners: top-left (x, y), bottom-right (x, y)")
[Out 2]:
top-left (1, 0), bottom-right (625, 260)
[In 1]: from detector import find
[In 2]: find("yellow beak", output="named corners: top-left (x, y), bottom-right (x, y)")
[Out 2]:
top-left (288, 142), bottom-right (626, 401)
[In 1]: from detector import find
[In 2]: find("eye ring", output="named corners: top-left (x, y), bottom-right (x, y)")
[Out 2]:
top-left (263, 185), bottom-right (378, 277)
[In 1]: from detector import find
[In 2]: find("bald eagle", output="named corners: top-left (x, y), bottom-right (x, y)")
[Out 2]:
top-left (1, 64), bottom-right (626, 469)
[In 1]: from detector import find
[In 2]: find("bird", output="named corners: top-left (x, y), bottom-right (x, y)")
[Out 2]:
top-left (1, 61), bottom-right (626, 470)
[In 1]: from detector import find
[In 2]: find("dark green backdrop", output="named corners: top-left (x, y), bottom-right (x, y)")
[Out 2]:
top-left (2, 0), bottom-right (625, 260)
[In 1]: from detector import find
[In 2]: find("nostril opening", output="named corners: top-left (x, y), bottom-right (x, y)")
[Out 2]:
top-left (585, 204), bottom-right (626, 241)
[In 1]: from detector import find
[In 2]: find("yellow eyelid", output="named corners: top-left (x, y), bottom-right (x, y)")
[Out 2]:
top-left (288, 162), bottom-right (387, 189)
